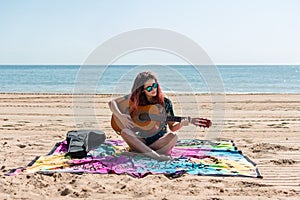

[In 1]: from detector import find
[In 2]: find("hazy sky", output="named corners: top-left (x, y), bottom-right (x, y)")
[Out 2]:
top-left (1, 0), bottom-right (300, 64)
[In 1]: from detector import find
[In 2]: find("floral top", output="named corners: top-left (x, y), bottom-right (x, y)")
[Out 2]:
top-left (160, 97), bottom-right (175, 132)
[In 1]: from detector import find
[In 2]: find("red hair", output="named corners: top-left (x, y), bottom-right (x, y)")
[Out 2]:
top-left (129, 71), bottom-right (164, 114)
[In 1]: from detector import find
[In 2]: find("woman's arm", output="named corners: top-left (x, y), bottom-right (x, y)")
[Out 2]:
top-left (108, 96), bottom-right (126, 118)
top-left (168, 118), bottom-right (189, 132)
top-left (164, 97), bottom-right (189, 132)
top-left (108, 96), bottom-right (134, 129)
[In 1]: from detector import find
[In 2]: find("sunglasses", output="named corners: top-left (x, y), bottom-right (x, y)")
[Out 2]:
top-left (144, 83), bottom-right (158, 92)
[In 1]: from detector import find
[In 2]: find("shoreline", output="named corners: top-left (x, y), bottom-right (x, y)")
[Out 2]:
top-left (0, 93), bottom-right (299, 199)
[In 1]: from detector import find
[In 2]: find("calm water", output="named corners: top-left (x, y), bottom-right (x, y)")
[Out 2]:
top-left (0, 65), bottom-right (299, 94)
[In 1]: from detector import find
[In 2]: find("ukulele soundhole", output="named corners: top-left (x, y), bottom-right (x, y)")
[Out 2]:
top-left (137, 112), bottom-right (150, 122)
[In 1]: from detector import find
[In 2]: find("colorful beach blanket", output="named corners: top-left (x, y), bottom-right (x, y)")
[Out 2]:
top-left (7, 139), bottom-right (262, 178)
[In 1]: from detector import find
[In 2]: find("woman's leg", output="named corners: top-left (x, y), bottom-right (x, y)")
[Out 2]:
top-left (149, 132), bottom-right (178, 155)
top-left (120, 128), bottom-right (170, 161)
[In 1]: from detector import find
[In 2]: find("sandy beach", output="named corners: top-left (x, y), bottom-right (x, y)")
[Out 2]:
top-left (0, 93), bottom-right (299, 199)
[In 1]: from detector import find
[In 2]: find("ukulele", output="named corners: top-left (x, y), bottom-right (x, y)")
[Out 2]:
top-left (111, 103), bottom-right (211, 135)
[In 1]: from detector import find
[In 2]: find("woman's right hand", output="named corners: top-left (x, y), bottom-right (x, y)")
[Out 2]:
top-left (117, 114), bottom-right (135, 129)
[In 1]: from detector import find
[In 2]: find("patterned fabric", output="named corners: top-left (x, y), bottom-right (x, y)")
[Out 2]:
top-left (164, 97), bottom-right (175, 117)
top-left (163, 96), bottom-right (174, 129)
top-left (7, 139), bottom-right (262, 178)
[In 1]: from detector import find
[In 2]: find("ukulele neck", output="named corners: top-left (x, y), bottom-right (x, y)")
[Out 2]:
top-left (166, 116), bottom-right (191, 123)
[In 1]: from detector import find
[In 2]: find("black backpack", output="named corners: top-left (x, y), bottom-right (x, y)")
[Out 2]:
top-left (66, 130), bottom-right (106, 158)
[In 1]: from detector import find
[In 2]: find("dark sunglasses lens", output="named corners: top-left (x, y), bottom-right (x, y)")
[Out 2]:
top-left (146, 86), bottom-right (152, 92)
top-left (145, 83), bottom-right (158, 92)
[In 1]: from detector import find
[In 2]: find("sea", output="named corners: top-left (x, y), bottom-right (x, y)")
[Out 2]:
top-left (0, 65), bottom-right (299, 94)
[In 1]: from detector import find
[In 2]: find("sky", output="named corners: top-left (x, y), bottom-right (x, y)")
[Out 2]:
top-left (0, 0), bottom-right (300, 65)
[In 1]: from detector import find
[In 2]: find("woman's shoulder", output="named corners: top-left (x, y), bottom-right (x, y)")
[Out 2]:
top-left (164, 95), bottom-right (172, 102)
top-left (163, 96), bottom-right (174, 114)
top-left (124, 94), bottom-right (130, 100)
top-left (113, 94), bottom-right (129, 100)
top-left (164, 96), bottom-right (173, 108)
top-left (112, 94), bottom-right (130, 104)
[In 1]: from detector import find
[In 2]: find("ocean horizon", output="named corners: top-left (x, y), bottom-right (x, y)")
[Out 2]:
top-left (0, 65), bottom-right (299, 94)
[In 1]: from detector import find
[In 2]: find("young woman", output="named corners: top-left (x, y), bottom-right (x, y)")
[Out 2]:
top-left (109, 71), bottom-right (206, 161)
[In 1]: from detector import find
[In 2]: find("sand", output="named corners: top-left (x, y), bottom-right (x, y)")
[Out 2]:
top-left (0, 93), bottom-right (299, 199)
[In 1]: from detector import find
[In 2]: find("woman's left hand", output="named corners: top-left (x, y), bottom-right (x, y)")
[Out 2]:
top-left (190, 118), bottom-right (212, 128)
